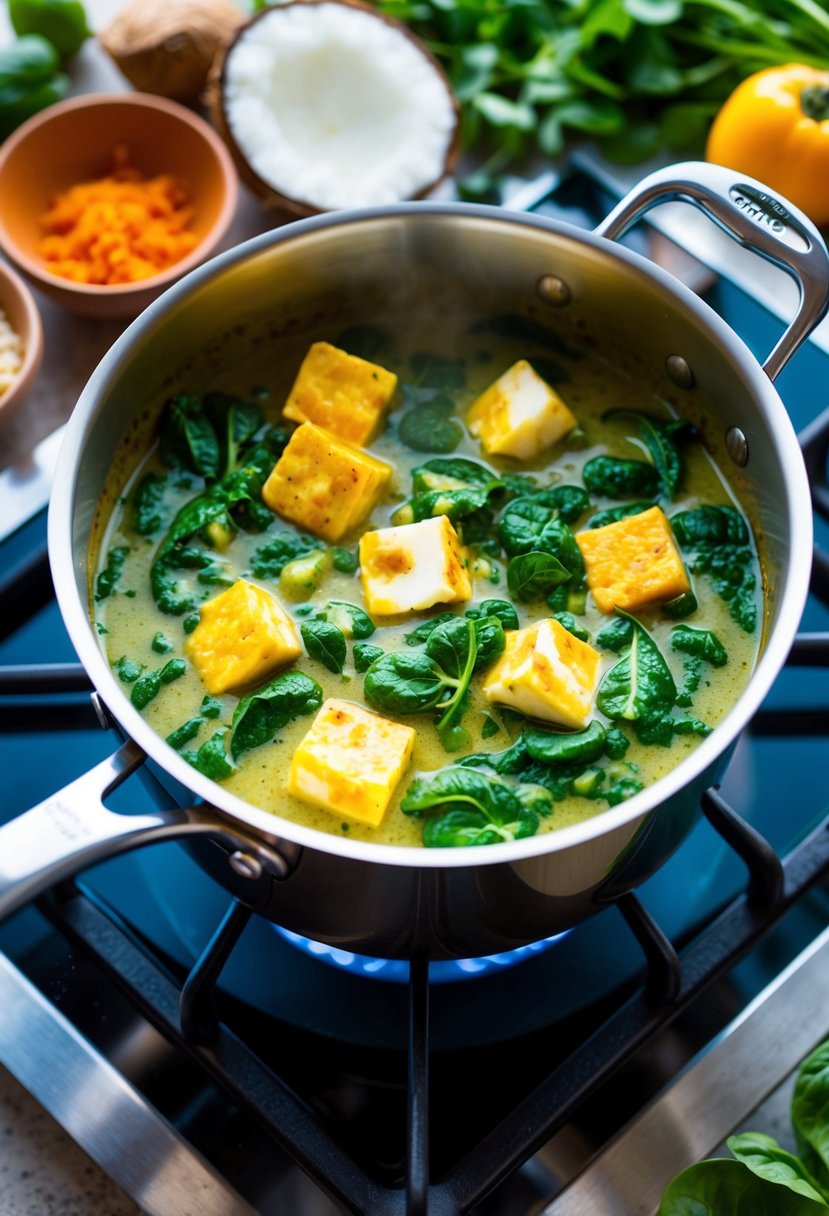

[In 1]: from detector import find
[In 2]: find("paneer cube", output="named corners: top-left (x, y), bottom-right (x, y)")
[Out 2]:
top-left (483, 618), bottom-right (601, 730)
top-left (186, 578), bottom-right (301, 695)
top-left (287, 698), bottom-right (416, 827)
top-left (575, 505), bottom-right (690, 614)
top-left (282, 341), bottom-right (398, 446)
top-left (263, 422), bottom-right (391, 542)
top-left (360, 515), bottom-right (472, 616)
top-left (467, 360), bottom-right (577, 459)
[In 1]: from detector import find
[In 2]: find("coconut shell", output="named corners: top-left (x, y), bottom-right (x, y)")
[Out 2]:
top-left (100, 0), bottom-right (245, 106)
top-left (209, 0), bottom-right (460, 218)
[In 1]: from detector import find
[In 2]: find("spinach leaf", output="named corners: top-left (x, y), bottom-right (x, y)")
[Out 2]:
top-left (727, 1132), bottom-right (829, 1204)
top-left (409, 352), bottom-right (466, 389)
top-left (398, 395), bottom-right (463, 454)
top-left (457, 736), bottom-right (529, 775)
top-left (113, 656), bottom-right (142, 683)
top-left (332, 547), bottom-right (359, 574)
top-left (507, 551), bottom-right (570, 602)
top-left (604, 727), bottom-right (630, 759)
top-left (792, 1039), bottom-right (829, 1196)
top-left (200, 694), bottom-right (223, 719)
top-left (662, 588), bottom-right (698, 619)
top-left (583, 456), bottom-right (660, 500)
top-left (353, 642), bottom-right (384, 673)
top-left (604, 408), bottom-right (695, 499)
top-left (551, 611), bottom-right (589, 641)
top-left (634, 711), bottom-right (711, 746)
top-left (132, 474), bottom-right (168, 537)
top-left (166, 716), bottom-right (203, 750)
top-left (160, 394), bottom-right (221, 479)
top-left (402, 765), bottom-right (552, 847)
top-left (676, 655), bottom-right (703, 707)
top-left (524, 721), bottom-right (607, 766)
top-left (130, 658), bottom-right (185, 710)
top-left (411, 457), bottom-right (503, 495)
top-left (587, 501), bottom-right (655, 530)
top-left (151, 632), bottom-right (174, 654)
top-left (393, 486), bottom-right (490, 525)
top-left (481, 713), bottom-right (500, 739)
top-left (658, 1158), bottom-right (829, 1214)
top-left (95, 545), bottom-right (129, 602)
top-left (465, 599), bottom-right (519, 631)
top-left (469, 615), bottom-right (506, 670)
top-left (319, 601), bottom-right (376, 639)
top-left (301, 620), bottom-right (348, 674)
top-left (404, 613), bottom-right (458, 645)
top-left (533, 484), bottom-right (591, 523)
top-left (364, 650), bottom-right (449, 714)
top-left (671, 505), bottom-right (758, 633)
top-left (671, 625), bottom-right (728, 667)
top-left (230, 672), bottom-right (323, 759)
top-left (182, 730), bottom-right (235, 781)
top-left (203, 392), bottom-right (263, 477)
top-left (499, 497), bottom-right (584, 578)
top-left (596, 617), bottom-right (635, 652)
top-left (250, 530), bottom-right (321, 578)
top-left (597, 610), bottom-right (676, 722)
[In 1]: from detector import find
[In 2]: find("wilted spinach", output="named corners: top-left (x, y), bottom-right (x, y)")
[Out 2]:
top-left (398, 395), bottom-right (463, 454)
top-left (507, 550), bottom-right (571, 602)
top-left (130, 658), bottom-right (186, 710)
top-left (332, 547), bottom-right (359, 574)
top-left (301, 620), bottom-right (348, 674)
top-left (524, 720), bottom-right (607, 766)
top-left (605, 409), bottom-right (696, 499)
top-left (166, 716), bottom-right (204, 750)
top-left (464, 599), bottom-right (519, 631)
top-left (583, 456), bottom-right (660, 500)
top-left (182, 730), bottom-right (235, 780)
top-left (113, 655), bottom-right (142, 683)
top-left (411, 456), bottom-right (504, 496)
top-left (597, 610), bottom-right (676, 723)
top-left (401, 765), bottom-right (553, 846)
top-left (671, 505), bottom-right (758, 633)
top-left (160, 392), bottom-right (264, 481)
top-left (393, 486), bottom-right (490, 525)
top-left (353, 642), bottom-right (384, 673)
top-left (151, 632), bottom-right (174, 654)
top-left (250, 530), bottom-right (321, 578)
top-left (317, 601), bottom-right (376, 639)
top-left (132, 474), bottom-right (168, 537)
top-left (95, 545), bottom-right (129, 602)
top-left (230, 672), bottom-right (323, 759)
top-left (671, 625), bottom-right (728, 667)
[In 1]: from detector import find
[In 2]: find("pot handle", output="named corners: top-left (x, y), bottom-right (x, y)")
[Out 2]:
top-left (594, 160), bottom-right (829, 382)
top-left (0, 740), bottom-right (295, 925)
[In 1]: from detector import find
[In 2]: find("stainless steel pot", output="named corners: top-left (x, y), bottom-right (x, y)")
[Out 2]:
top-left (1, 162), bottom-right (826, 959)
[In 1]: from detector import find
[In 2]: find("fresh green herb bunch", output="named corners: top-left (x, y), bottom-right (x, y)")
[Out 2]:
top-left (373, 0), bottom-right (829, 192)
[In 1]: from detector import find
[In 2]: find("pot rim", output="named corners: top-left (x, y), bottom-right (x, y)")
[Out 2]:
top-left (48, 201), bottom-right (813, 869)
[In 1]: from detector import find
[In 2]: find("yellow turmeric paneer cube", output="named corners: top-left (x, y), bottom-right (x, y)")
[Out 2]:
top-left (576, 505), bottom-right (690, 614)
top-left (287, 698), bottom-right (416, 827)
top-left (467, 360), bottom-right (577, 459)
top-left (282, 341), bottom-right (398, 446)
top-left (359, 515), bottom-right (472, 616)
top-left (186, 578), bottom-right (301, 695)
top-left (483, 618), bottom-right (601, 730)
top-left (262, 422), bottom-right (391, 542)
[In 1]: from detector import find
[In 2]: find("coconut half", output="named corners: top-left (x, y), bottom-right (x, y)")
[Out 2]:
top-left (213, 0), bottom-right (460, 216)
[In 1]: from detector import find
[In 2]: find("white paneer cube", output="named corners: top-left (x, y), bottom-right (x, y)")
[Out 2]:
top-left (467, 359), bottom-right (577, 459)
top-left (359, 515), bottom-right (472, 616)
top-left (286, 698), bottom-right (416, 827)
top-left (482, 618), bottom-right (601, 729)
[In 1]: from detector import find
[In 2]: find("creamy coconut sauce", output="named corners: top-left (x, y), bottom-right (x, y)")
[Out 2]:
top-left (94, 325), bottom-right (761, 848)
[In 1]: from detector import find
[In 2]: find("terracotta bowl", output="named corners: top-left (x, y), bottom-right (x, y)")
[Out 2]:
top-left (0, 259), bottom-right (43, 421)
top-left (0, 93), bottom-right (239, 319)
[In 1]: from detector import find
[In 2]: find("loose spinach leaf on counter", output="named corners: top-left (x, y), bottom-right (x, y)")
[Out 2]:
top-left (182, 730), bottom-right (235, 781)
top-left (230, 672), bottom-right (323, 760)
top-left (401, 766), bottom-right (553, 847)
top-left (301, 620), bottom-right (348, 675)
top-left (792, 1039), bottom-right (829, 1196)
top-left (658, 1158), bottom-right (829, 1214)
top-left (604, 409), bottom-right (696, 499)
top-left (727, 1133), bottom-right (829, 1204)
top-left (507, 550), bottom-right (571, 602)
top-left (596, 610), bottom-right (676, 723)
top-left (583, 456), bottom-right (661, 500)
top-left (317, 601), bottom-right (376, 639)
top-left (95, 545), bottom-right (129, 602)
top-left (671, 505), bottom-right (758, 633)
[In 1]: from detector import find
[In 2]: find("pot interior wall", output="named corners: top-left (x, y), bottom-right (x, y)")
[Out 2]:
top-left (77, 210), bottom-right (789, 655)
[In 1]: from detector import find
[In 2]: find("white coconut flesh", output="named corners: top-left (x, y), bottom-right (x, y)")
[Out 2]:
top-left (222, 2), bottom-right (457, 210)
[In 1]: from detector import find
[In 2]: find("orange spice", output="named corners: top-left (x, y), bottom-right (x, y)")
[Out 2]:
top-left (37, 145), bottom-right (198, 286)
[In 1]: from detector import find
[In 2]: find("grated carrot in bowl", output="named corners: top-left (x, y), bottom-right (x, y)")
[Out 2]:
top-left (37, 145), bottom-right (198, 286)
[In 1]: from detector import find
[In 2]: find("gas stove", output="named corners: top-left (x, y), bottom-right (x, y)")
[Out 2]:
top-left (0, 171), bottom-right (828, 1215)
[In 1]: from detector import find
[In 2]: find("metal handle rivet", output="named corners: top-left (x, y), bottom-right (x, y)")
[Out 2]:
top-left (666, 355), bottom-right (695, 389)
top-left (726, 426), bottom-right (749, 467)
top-left (536, 274), bottom-right (571, 307)
top-left (228, 851), bottom-right (263, 881)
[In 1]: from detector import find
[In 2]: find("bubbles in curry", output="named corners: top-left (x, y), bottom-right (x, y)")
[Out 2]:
top-left (93, 318), bottom-right (761, 849)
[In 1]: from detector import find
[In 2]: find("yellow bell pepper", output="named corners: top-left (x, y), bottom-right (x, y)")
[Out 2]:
top-left (706, 64), bottom-right (829, 228)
